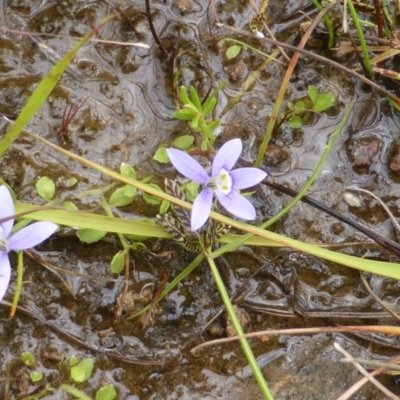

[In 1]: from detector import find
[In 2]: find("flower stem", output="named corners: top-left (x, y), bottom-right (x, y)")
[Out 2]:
top-left (204, 248), bottom-right (274, 400)
top-left (10, 251), bottom-right (24, 317)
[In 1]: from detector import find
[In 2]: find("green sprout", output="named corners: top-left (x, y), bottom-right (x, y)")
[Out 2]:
top-left (283, 85), bottom-right (335, 129)
top-left (173, 82), bottom-right (226, 151)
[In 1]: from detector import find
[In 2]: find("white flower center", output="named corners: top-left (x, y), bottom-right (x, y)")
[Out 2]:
top-left (205, 168), bottom-right (233, 194)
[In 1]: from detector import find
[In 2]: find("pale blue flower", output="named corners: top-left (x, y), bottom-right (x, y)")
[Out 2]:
top-left (0, 185), bottom-right (58, 301)
top-left (167, 138), bottom-right (267, 231)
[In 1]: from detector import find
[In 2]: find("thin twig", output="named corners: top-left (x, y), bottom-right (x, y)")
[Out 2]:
top-left (334, 343), bottom-right (399, 400)
top-left (360, 272), bottom-right (400, 323)
top-left (145, 0), bottom-right (168, 58)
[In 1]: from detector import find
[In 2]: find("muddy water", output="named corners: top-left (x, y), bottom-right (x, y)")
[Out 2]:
top-left (1, 0), bottom-right (400, 399)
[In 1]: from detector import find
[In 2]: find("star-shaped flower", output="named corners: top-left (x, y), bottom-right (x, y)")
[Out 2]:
top-left (0, 185), bottom-right (58, 301)
top-left (167, 138), bottom-right (267, 231)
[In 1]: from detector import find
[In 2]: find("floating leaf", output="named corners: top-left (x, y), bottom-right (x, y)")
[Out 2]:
top-left (154, 146), bottom-right (169, 163)
top-left (36, 176), bottom-right (55, 201)
top-left (226, 45), bottom-right (241, 59)
top-left (30, 371), bottom-right (44, 383)
top-left (21, 351), bottom-right (36, 367)
top-left (76, 228), bottom-right (107, 244)
top-left (173, 135), bottom-right (194, 150)
top-left (96, 384), bottom-right (117, 400)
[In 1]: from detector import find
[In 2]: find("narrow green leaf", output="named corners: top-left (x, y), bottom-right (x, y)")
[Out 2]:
top-left (201, 97), bottom-right (217, 116)
top-left (190, 115), bottom-right (199, 129)
top-left (36, 177), bottom-right (55, 201)
top-left (60, 384), bottom-right (92, 400)
top-left (308, 85), bottom-right (318, 103)
top-left (179, 85), bottom-right (191, 105)
top-left (76, 228), bottom-right (107, 244)
top-left (189, 86), bottom-right (202, 111)
top-left (173, 109), bottom-right (195, 120)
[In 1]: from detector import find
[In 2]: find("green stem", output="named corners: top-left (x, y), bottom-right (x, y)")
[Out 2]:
top-left (10, 251), bottom-right (24, 317)
top-left (347, 0), bottom-right (372, 76)
top-left (204, 248), bottom-right (274, 400)
top-left (311, 0), bottom-right (334, 48)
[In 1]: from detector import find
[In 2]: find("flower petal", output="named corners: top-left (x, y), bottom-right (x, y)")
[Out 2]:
top-left (167, 149), bottom-right (209, 184)
top-left (215, 190), bottom-right (256, 220)
top-left (8, 222), bottom-right (58, 251)
top-left (212, 138), bottom-right (242, 176)
top-left (0, 252), bottom-right (11, 301)
top-left (191, 189), bottom-right (213, 231)
top-left (0, 185), bottom-right (15, 239)
top-left (230, 168), bottom-right (267, 190)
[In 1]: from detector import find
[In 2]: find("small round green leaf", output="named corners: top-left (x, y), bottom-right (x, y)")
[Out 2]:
top-left (70, 358), bottom-right (94, 383)
top-left (30, 371), bottom-right (44, 383)
top-left (96, 384), bottom-right (117, 400)
top-left (154, 146), bottom-right (169, 163)
top-left (173, 135), bottom-right (194, 150)
top-left (109, 185), bottom-right (137, 207)
top-left (111, 251), bottom-right (125, 274)
top-left (21, 351), bottom-right (36, 367)
top-left (313, 93), bottom-right (334, 112)
top-left (288, 116), bottom-right (304, 129)
top-left (226, 45), bottom-right (241, 60)
top-left (36, 176), bottom-right (55, 201)
top-left (76, 229), bottom-right (107, 244)
top-left (142, 184), bottom-right (162, 205)
top-left (70, 366), bottom-right (85, 383)
top-left (120, 163), bottom-right (136, 180)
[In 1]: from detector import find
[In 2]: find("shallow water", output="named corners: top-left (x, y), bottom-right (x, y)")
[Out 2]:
top-left (1, 0), bottom-right (400, 399)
